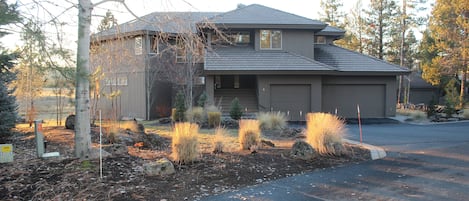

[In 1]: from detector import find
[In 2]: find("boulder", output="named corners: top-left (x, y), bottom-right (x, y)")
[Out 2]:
top-left (103, 144), bottom-right (128, 156)
top-left (143, 158), bottom-right (175, 176)
top-left (261, 139), bottom-right (275, 148)
top-left (65, 114), bottom-right (75, 129)
top-left (290, 140), bottom-right (318, 160)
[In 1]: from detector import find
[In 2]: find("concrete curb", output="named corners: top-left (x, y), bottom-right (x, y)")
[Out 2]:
top-left (344, 139), bottom-right (386, 160)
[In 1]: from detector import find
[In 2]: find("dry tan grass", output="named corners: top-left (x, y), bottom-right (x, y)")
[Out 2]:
top-left (238, 119), bottom-right (261, 150)
top-left (171, 122), bottom-right (199, 164)
top-left (212, 127), bottom-right (228, 153)
top-left (257, 111), bottom-right (287, 130)
top-left (207, 111), bottom-right (221, 128)
top-left (305, 113), bottom-right (346, 155)
top-left (185, 107), bottom-right (205, 123)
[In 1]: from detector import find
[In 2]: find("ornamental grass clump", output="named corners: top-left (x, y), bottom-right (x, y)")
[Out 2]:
top-left (305, 113), bottom-right (347, 155)
top-left (257, 111), bottom-right (287, 130)
top-left (212, 127), bottom-right (227, 154)
top-left (171, 122), bottom-right (199, 164)
top-left (185, 107), bottom-right (205, 124)
top-left (238, 119), bottom-right (261, 150)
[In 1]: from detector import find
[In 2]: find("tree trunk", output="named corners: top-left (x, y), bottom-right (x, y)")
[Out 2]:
top-left (460, 70), bottom-right (466, 108)
top-left (75, 0), bottom-right (92, 158)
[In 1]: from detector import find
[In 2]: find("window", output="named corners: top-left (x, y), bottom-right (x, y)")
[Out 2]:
top-left (260, 30), bottom-right (282, 49)
top-left (211, 32), bottom-right (250, 46)
top-left (104, 76), bottom-right (128, 86)
top-left (176, 39), bottom-right (186, 63)
top-left (315, 36), bottom-right (326, 44)
top-left (134, 36), bottom-right (142, 55)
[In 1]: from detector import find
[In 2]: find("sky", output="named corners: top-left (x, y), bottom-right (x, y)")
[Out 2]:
top-left (2, 0), bottom-right (432, 52)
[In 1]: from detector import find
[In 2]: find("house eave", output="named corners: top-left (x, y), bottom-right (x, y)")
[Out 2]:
top-left (212, 23), bottom-right (327, 30)
top-left (203, 70), bottom-right (333, 75)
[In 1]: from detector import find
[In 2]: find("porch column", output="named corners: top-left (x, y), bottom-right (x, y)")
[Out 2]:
top-left (205, 75), bottom-right (215, 105)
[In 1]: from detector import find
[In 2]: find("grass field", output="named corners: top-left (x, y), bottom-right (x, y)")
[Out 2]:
top-left (16, 88), bottom-right (74, 126)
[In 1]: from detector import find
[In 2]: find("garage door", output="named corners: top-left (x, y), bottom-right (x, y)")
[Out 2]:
top-left (271, 84), bottom-right (311, 121)
top-left (322, 84), bottom-right (385, 118)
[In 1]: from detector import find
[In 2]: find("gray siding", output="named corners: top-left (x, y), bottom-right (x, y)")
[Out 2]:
top-left (254, 29), bottom-right (315, 60)
top-left (282, 30), bottom-right (314, 59)
top-left (91, 36), bottom-right (147, 119)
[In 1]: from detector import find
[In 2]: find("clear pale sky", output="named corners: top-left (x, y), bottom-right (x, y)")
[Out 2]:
top-left (3, 0), bottom-right (431, 51)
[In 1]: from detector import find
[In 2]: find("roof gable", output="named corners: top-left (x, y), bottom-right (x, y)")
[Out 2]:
top-left (94, 12), bottom-right (220, 38)
top-left (208, 4), bottom-right (326, 30)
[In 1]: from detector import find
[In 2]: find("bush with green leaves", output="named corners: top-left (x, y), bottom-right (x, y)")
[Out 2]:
top-left (443, 78), bottom-right (460, 117)
top-left (305, 113), bottom-right (347, 155)
top-left (173, 91), bottom-right (186, 122)
top-left (197, 92), bottom-right (207, 107)
top-left (257, 111), bottom-right (287, 130)
top-left (230, 97), bottom-right (243, 120)
top-left (0, 81), bottom-right (17, 140)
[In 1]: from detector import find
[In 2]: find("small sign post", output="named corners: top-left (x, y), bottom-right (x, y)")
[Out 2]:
top-left (0, 144), bottom-right (13, 163)
top-left (357, 105), bottom-right (363, 144)
top-left (34, 120), bottom-right (45, 157)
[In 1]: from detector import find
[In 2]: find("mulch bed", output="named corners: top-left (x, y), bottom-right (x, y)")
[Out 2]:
top-left (0, 126), bottom-right (370, 201)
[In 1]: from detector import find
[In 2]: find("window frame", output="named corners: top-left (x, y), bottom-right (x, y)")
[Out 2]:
top-left (315, 36), bottom-right (327, 44)
top-left (134, 36), bottom-right (143, 55)
top-left (260, 30), bottom-right (282, 50)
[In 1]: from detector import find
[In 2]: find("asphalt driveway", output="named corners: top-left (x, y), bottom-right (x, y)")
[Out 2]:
top-left (202, 121), bottom-right (469, 201)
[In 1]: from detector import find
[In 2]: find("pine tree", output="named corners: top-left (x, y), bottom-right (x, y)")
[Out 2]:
top-left (0, 80), bottom-right (17, 140)
top-left (174, 91), bottom-right (186, 122)
top-left (229, 98), bottom-right (243, 120)
top-left (0, 0), bottom-right (21, 140)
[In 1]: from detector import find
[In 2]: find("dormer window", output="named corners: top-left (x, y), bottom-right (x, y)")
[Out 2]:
top-left (260, 30), bottom-right (282, 49)
top-left (315, 36), bottom-right (326, 44)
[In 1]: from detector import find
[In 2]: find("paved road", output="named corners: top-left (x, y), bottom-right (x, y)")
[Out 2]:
top-left (202, 121), bottom-right (469, 201)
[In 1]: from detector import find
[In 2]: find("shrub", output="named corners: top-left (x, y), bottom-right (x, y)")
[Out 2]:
top-left (173, 91), bottom-right (186, 122)
top-left (207, 111), bottom-right (221, 128)
top-left (212, 127), bottom-right (227, 154)
top-left (197, 92), bottom-right (207, 107)
top-left (238, 119), bottom-right (261, 150)
top-left (186, 107), bottom-right (205, 124)
top-left (171, 122), bottom-right (199, 164)
top-left (411, 110), bottom-right (427, 121)
top-left (305, 113), bottom-right (347, 155)
top-left (0, 81), bottom-right (17, 140)
top-left (205, 105), bottom-right (220, 113)
top-left (257, 111), bottom-right (287, 130)
top-left (230, 98), bottom-right (243, 120)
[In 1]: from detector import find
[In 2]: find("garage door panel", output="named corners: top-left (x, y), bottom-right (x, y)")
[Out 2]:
top-left (271, 85), bottom-right (310, 121)
top-left (323, 84), bottom-right (385, 118)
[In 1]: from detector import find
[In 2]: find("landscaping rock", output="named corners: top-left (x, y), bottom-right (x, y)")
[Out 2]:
top-left (290, 140), bottom-right (318, 160)
top-left (103, 144), bottom-right (128, 156)
top-left (261, 139), bottom-right (275, 148)
top-left (143, 158), bottom-right (175, 176)
top-left (158, 117), bottom-right (172, 124)
top-left (221, 117), bottom-right (238, 128)
top-left (65, 114), bottom-right (75, 129)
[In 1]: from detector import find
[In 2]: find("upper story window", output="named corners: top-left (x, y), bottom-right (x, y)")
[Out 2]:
top-left (176, 39), bottom-right (186, 63)
top-left (260, 30), bottom-right (282, 49)
top-left (135, 36), bottom-right (142, 55)
top-left (315, 36), bottom-right (326, 44)
top-left (212, 32), bottom-right (251, 46)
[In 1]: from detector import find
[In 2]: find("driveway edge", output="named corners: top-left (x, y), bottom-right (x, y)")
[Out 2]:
top-left (344, 139), bottom-right (386, 160)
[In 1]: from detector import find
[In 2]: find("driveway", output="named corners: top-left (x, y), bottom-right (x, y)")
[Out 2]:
top-left (202, 121), bottom-right (469, 201)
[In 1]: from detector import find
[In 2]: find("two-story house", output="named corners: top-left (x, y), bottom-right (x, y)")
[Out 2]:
top-left (91, 4), bottom-right (409, 121)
